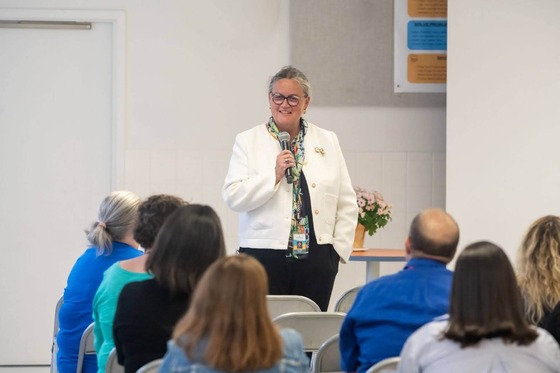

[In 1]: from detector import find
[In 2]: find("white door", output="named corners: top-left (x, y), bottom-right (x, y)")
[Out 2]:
top-left (0, 10), bottom-right (121, 365)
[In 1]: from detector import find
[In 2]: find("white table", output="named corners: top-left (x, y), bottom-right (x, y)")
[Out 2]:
top-left (349, 248), bottom-right (407, 282)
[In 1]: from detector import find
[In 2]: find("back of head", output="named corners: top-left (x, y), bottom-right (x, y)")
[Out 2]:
top-left (173, 254), bottom-right (282, 372)
top-left (445, 241), bottom-right (537, 347)
top-left (133, 194), bottom-right (187, 250)
top-left (145, 204), bottom-right (226, 295)
top-left (408, 208), bottom-right (459, 263)
top-left (86, 190), bottom-right (141, 255)
top-left (517, 215), bottom-right (560, 323)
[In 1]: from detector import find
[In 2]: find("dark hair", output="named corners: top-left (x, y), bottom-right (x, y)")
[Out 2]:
top-left (445, 241), bottom-right (538, 347)
top-left (268, 65), bottom-right (311, 97)
top-left (145, 204), bottom-right (226, 296)
top-left (408, 208), bottom-right (459, 261)
top-left (133, 194), bottom-right (186, 250)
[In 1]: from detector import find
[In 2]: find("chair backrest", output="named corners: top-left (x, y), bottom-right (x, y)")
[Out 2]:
top-left (312, 333), bottom-right (343, 373)
top-left (365, 357), bottom-right (400, 373)
top-left (136, 358), bottom-right (163, 373)
top-left (267, 295), bottom-right (321, 319)
top-left (272, 312), bottom-right (345, 352)
top-left (50, 295), bottom-right (63, 373)
top-left (334, 286), bottom-right (362, 313)
top-left (105, 348), bottom-right (124, 373)
top-left (76, 322), bottom-right (96, 373)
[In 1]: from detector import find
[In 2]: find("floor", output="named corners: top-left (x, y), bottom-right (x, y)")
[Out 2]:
top-left (0, 367), bottom-right (50, 373)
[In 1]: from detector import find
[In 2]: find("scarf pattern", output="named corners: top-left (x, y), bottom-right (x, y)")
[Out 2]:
top-left (267, 118), bottom-right (310, 258)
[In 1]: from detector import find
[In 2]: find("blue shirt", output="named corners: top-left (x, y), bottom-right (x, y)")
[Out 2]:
top-left (56, 242), bottom-right (143, 373)
top-left (159, 328), bottom-right (309, 373)
top-left (339, 257), bottom-right (453, 373)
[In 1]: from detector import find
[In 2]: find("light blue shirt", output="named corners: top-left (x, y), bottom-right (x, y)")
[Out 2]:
top-left (398, 320), bottom-right (560, 373)
top-left (159, 328), bottom-right (309, 373)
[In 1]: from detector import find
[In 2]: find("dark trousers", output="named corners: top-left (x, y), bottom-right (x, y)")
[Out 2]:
top-left (240, 244), bottom-right (339, 311)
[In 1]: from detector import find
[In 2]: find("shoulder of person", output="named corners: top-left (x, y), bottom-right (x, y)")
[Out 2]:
top-left (233, 124), bottom-right (276, 147)
top-left (279, 328), bottom-right (304, 344)
top-left (414, 319), bottom-right (448, 339)
top-left (236, 123), bottom-right (269, 138)
top-left (119, 277), bottom-right (155, 296)
top-left (103, 261), bottom-right (121, 276)
top-left (534, 326), bottom-right (560, 346)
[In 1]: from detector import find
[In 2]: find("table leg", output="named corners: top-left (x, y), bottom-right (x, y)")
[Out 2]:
top-left (365, 262), bottom-right (380, 282)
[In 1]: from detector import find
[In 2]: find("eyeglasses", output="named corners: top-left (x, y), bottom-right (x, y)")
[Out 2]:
top-left (270, 93), bottom-right (303, 107)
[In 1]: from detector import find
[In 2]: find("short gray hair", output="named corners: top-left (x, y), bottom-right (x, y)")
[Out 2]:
top-left (85, 190), bottom-right (141, 255)
top-left (268, 65), bottom-right (312, 98)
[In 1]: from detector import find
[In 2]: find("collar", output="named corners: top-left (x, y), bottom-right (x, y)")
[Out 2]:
top-left (403, 257), bottom-right (448, 270)
top-left (112, 241), bottom-right (137, 250)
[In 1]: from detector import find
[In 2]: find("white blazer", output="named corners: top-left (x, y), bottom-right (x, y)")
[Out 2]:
top-left (222, 122), bottom-right (358, 262)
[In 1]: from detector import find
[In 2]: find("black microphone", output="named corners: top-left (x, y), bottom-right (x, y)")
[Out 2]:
top-left (278, 131), bottom-right (293, 184)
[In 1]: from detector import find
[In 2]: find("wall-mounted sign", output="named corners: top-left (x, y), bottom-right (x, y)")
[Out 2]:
top-left (394, 0), bottom-right (447, 93)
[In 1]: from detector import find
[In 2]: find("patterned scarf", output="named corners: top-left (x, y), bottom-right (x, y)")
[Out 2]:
top-left (266, 117), bottom-right (310, 258)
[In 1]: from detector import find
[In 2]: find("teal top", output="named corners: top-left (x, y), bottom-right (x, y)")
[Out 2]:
top-left (92, 261), bottom-right (152, 373)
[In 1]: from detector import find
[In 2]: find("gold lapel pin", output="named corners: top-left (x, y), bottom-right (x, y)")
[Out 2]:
top-left (315, 147), bottom-right (325, 156)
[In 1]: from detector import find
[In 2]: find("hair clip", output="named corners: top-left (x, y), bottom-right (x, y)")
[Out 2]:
top-left (315, 147), bottom-right (325, 156)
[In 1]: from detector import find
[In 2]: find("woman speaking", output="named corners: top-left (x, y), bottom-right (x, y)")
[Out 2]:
top-left (222, 66), bottom-right (357, 311)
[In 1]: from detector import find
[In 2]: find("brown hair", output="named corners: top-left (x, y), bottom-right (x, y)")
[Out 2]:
top-left (145, 204), bottom-right (226, 296)
top-left (517, 215), bottom-right (560, 323)
top-left (445, 241), bottom-right (538, 347)
top-left (173, 254), bottom-right (282, 372)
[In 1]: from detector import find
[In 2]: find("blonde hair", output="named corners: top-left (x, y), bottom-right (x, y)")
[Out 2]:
top-left (517, 215), bottom-right (560, 323)
top-left (85, 191), bottom-right (141, 255)
top-left (173, 254), bottom-right (282, 372)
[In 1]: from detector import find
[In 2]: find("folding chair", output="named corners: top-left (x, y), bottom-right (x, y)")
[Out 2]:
top-left (366, 356), bottom-right (400, 373)
top-left (76, 322), bottom-right (96, 373)
top-left (50, 295), bottom-right (63, 373)
top-left (136, 358), bottom-right (163, 373)
top-left (266, 295), bottom-right (321, 319)
top-left (312, 333), bottom-right (343, 373)
top-left (334, 286), bottom-right (362, 313)
top-left (105, 348), bottom-right (124, 373)
top-left (273, 311), bottom-right (346, 368)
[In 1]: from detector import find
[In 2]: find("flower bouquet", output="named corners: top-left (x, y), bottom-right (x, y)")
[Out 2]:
top-left (354, 186), bottom-right (392, 236)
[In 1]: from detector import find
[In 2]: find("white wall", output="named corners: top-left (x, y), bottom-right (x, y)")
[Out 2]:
top-left (0, 0), bottom-right (446, 365)
top-left (447, 0), bottom-right (560, 262)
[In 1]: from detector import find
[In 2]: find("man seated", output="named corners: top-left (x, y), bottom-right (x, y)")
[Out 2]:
top-left (339, 208), bottom-right (460, 373)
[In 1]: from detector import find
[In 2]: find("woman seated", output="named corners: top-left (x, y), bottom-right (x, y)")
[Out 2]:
top-left (398, 241), bottom-right (560, 373)
top-left (92, 194), bottom-right (186, 373)
top-left (57, 191), bottom-right (143, 373)
top-left (113, 204), bottom-right (226, 373)
top-left (160, 254), bottom-right (309, 373)
top-left (517, 215), bottom-right (560, 344)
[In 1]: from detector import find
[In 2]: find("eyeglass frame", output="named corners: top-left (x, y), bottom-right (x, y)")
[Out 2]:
top-left (269, 92), bottom-right (307, 107)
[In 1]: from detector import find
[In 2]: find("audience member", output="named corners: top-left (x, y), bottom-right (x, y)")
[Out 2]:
top-left (160, 254), bottom-right (309, 372)
top-left (57, 191), bottom-right (142, 373)
top-left (517, 215), bottom-right (560, 344)
top-left (113, 204), bottom-right (226, 373)
top-left (92, 194), bottom-right (186, 373)
top-left (339, 208), bottom-right (459, 372)
top-left (398, 241), bottom-right (560, 373)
